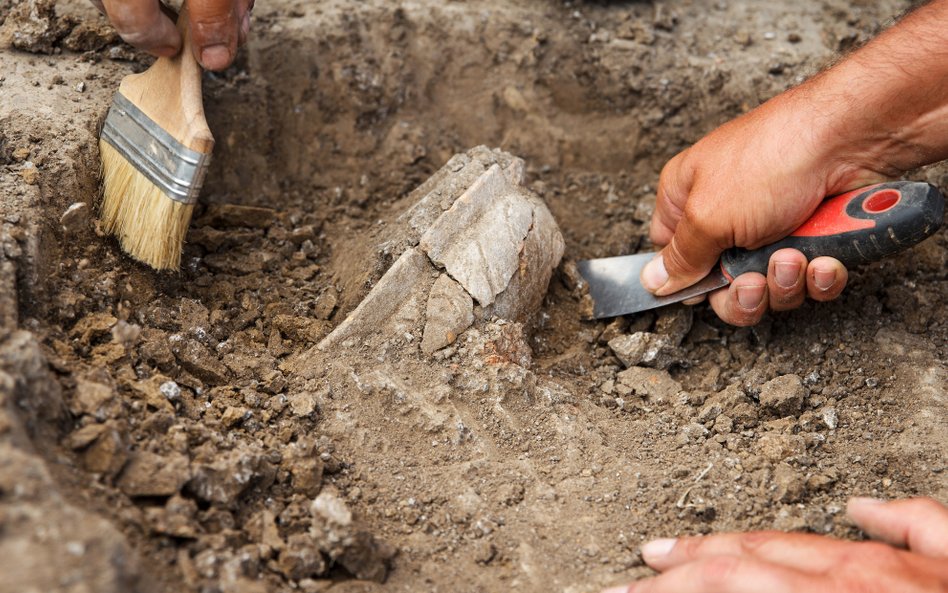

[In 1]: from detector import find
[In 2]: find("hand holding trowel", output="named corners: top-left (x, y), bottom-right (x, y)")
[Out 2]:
top-left (578, 182), bottom-right (944, 319)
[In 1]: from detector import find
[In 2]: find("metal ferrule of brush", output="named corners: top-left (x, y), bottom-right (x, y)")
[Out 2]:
top-left (101, 93), bottom-right (210, 205)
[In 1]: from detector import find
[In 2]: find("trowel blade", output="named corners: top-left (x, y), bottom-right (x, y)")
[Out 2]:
top-left (577, 253), bottom-right (729, 319)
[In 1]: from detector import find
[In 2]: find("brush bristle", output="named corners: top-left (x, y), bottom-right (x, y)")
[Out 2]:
top-left (99, 140), bottom-right (195, 271)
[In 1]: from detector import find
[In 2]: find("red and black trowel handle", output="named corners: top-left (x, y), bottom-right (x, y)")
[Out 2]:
top-left (720, 181), bottom-right (945, 280)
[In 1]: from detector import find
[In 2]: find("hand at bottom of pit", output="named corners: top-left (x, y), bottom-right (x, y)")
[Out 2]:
top-left (602, 497), bottom-right (948, 593)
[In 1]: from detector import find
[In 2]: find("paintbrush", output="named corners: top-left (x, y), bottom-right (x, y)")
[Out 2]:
top-left (99, 2), bottom-right (213, 271)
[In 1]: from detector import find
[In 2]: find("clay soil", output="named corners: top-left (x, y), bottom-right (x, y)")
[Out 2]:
top-left (0, 0), bottom-right (945, 592)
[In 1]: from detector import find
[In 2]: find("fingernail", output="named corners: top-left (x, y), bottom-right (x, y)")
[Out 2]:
top-left (851, 496), bottom-right (886, 506)
top-left (641, 538), bottom-right (677, 562)
top-left (814, 268), bottom-right (837, 291)
top-left (200, 44), bottom-right (231, 70)
top-left (241, 12), bottom-right (251, 38)
top-left (641, 255), bottom-right (669, 292)
top-left (774, 261), bottom-right (801, 289)
top-left (736, 284), bottom-right (766, 310)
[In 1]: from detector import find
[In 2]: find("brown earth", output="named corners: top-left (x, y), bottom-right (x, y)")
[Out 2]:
top-left (0, 0), bottom-right (945, 592)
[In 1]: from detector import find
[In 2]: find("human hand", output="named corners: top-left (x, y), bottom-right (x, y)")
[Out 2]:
top-left (640, 87), bottom-right (889, 326)
top-left (641, 0), bottom-right (948, 327)
top-left (603, 497), bottom-right (948, 593)
top-left (89, 0), bottom-right (253, 70)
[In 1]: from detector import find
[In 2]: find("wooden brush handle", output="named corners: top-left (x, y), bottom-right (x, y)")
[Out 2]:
top-left (117, 2), bottom-right (214, 154)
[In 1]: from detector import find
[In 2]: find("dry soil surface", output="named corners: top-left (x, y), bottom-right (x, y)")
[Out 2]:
top-left (0, 0), bottom-right (945, 592)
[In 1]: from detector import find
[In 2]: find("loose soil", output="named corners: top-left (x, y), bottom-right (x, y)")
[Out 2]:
top-left (0, 0), bottom-right (945, 592)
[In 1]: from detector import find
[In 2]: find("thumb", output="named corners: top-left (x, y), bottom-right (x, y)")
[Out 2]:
top-left (641, 208), bottom-right (724, 296)
top-left (188, 0), bottom-right (240, 71)
top-left (848, 497), bottom-right (948, 558)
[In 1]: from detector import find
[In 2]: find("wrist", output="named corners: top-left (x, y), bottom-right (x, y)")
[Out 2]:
top-left (793, 2), bottom-right (948, 185)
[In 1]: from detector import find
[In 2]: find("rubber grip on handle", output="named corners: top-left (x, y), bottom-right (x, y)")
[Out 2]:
top-left (720, 181), bottom-right (945, 279)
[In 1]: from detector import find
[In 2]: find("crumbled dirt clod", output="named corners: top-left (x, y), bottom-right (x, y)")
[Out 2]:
top-left (118, 451), bottom-right (190, 497)
top-left (0, 0), bottom-right (73, 54)
top-left (759, 374), bottom-right (806, 417)
top-left (608, 331), bottom-right (683, 369)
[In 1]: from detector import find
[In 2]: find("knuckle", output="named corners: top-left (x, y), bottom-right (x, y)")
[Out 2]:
top-left (728, 305), bottom-right (763, 327)
top-left (770, 292), bottom-right (804, 310)
top-left (909, 497), bottom-right (946, 516)
top-left (117, 28), bottom-right (160, 47)
top-left (844, 542), bottom-right (898, 569)
top-left (738, 531), bottom-right (779, 554)
top-left (699, 556), bottom-right (743, 587)
top-left (676, 536), bottom-right (707, 557)
top-left (662, 239), bottom-right (704, 277)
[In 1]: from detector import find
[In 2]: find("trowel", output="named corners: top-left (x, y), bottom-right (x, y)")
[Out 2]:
top-left (578, 181), bottom-right (945, 319)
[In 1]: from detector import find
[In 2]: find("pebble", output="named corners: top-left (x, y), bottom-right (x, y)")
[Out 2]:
top-left (821, 406), bottom-right (838, 430)
top-left (60, 202), bottom-right (89, 234)
top-left (20, 161), bottom-right (38, 185)
top-left (758, 374), bottom-right (805, 417)
top-left (757, 432), bottom-right (805, 462)
top-left (608, 332), bottom-right (681, 370)
top-left (117, 452), bottom-right (190, 497)
top-left (160, 381), bottom-right (182, 401)
top-left (773, 463), bottom-right (805, 502)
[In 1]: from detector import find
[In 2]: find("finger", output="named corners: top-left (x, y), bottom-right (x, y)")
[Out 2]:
top-left (767, 249), bottom-right (807, 312)
top-left (682, 294), bottom-right (706, 306)
top-left (643, 196), bottom-right (731, 296)
top-left (236, 0), bottom-right (253, 45)
top-left (640, 532), bottom-right (859, 574)
top-left (623, 555), bottom-right (817, 593)
top-left (848, 497), bottom-right (948, 558)
top-left (189, 0), bottom-right (240, 70)
top-left (708, 273), bottom-right (767, 326)
top-left (805, 257), bottom-right (847, 302)
top-left (101, 0), bottom-right (181, 56)
top-left (650, 152), bottom-right (692, 247)
top-left (89, 0), bottom-right (106, 15)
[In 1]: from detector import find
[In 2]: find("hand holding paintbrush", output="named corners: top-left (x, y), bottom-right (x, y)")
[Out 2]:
top-left (88, 0), bottom-right (251, 71)
top-left (99, 2), bottom-right (214, 271)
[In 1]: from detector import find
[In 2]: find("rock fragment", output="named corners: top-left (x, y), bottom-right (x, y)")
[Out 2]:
top-left (821, 406), bottom-right (838, 430)
top-left (147, 495), bottom-right (200, 538)
top-left (759, 375), bottom-right (805, 417)
top-left (316, 148), bottom-right (563, 357)
top-left (615, 367), bottom-right (681, 402)
top-left (79, 425), bottom-right (127, 477)
top-left (695, 383), bottom-right (758, 430)
top-left (757, 432), bottom-right (806, 462)
top-left (71, 379), bottom-right (114, 418)
top-left (117, 451), bottom-right (190, 497)
top-left (0, 0), bottom-right (71, 54)
top-left (186, 449), bottom-right (276, 506)
top-left (60, 202), bottom-right (90, 235)
top-left (278, 534), bottom-right (327, 581)
top-left (287, 390), bottom-right (319, 417)
top-left (337, 532), bottom-right (394, 583)
top-left (654, 305), bottom-right (693, 346)
top-left (421, 274), bottom-right (474, 354)
top-left (773, 463), bottom-right (805, 503)
top-left (310, 490), bottom-right (393, 583)
top-left (173, 339), bottom-right (230, 384)
top-left (420, 165), bottom-right (533, 306)
top-left (318, 248), bottom-right (433, 350)
top-left (608, 331), bottom-right (682, 369)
